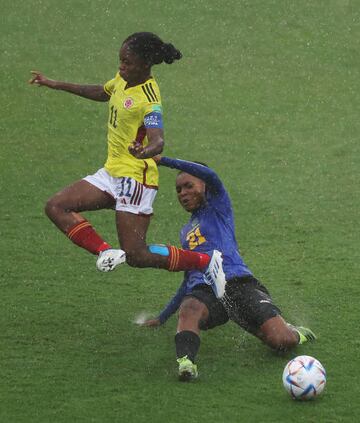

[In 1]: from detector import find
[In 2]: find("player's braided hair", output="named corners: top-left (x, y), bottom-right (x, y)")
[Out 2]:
top-left (124, 32), bottom-right (182, 65)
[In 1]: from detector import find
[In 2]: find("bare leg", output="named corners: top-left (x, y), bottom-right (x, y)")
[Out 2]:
top-left (176, 297), bottom-right (209, 335)
top-left (45, 180), bottom-right (115, 232)
top-left (175, 297), bottom-right (208, 380)
top-left (255, 315), bottom-right (299, 351)
top-left (115, 211), bottom-right (169, 268)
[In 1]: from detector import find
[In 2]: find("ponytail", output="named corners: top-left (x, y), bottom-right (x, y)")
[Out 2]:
top-left (124, 32), bottom-right (182, 66)
top-left (161, 42), bottom-right (182, 64)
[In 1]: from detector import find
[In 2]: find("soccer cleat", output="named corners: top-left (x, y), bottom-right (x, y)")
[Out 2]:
top-left (289, 325), bottom-right (317, 345)
top-left (203, 250), bottom-right (226, 298)
top-left (96, 248), bottom-right (126, 272)
top-left (177, 356), bottom-right (198, 382)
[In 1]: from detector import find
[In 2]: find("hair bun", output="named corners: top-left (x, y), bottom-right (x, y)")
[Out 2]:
top-left (162, 43), bottom-right (182, 64)
top-left (124, 32), bottom-right (182, 66)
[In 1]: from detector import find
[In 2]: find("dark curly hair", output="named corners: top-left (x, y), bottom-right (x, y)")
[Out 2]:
top-left (123, 32), bottom-right (182, 66)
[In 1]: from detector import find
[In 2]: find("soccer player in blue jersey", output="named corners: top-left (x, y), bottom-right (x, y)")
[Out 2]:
top-left (142, 157), bottom-right (316, 381)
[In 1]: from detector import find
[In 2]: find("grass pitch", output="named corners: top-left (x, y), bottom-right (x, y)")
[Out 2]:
top-left (1, 1), bottom-right (360, 422)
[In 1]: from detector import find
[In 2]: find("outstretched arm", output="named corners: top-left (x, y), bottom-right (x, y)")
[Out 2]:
top-left (158, 280), bottom-right (187, 324)
top-left (159, 156), bottom-right (224, 194)
top-left (29, 71), bottom-right (110, 102)
top-left (142, 280), bottom-right (187, 327)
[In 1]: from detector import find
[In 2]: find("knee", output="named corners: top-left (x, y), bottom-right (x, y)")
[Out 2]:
top-left (125, 248), bottom-right (148, 268)
top-left (125, 245), bottom-right (168, 268)
top-left (178, 299), bottom-right (204, 322)
top-left (263, 330), bottom-right (298, 352)
top-left (259, 316), bottom-right (299, 352)
top-left (44, 196), bottom-right (61, 218)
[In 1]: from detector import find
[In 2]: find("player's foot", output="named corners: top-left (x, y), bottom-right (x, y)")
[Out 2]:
top-left (203, 250), bottom-right (226, 298)
top-left (289, 325), bottom-right (317, 344)
top-left (177, 356), bottom-right (198, 382)
top-left (96, 249), bottom-right (126, 272)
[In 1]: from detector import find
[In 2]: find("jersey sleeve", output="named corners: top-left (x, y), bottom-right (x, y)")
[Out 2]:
top-left (160, 157), bottom-right (232, 215)
top-left (143, 104), bottom-right (164, 129)
top-left (160, 157), bottom-right (225, 195)
top-left (141, 81), bottom-right (163, 129)
top-left (103, 75), bottom-right (117, 96)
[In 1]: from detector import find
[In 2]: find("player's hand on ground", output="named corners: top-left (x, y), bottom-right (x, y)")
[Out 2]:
top-left (29, 71), bottom-right (55, 88)
top-left (142, 318), bottom-right (161, 327)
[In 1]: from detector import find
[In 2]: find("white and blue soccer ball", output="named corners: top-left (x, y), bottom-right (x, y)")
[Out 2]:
top-left (282, 355), bottom-right (326, 400)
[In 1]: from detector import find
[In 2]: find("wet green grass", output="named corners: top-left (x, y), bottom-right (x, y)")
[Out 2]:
top-left (1, 0), bottom-right (359, 421)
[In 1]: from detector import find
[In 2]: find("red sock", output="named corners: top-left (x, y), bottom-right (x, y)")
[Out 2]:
top-left (66, 220), bottom-right (111, 255)
top-left (167, 245), bottom-right (210, 271)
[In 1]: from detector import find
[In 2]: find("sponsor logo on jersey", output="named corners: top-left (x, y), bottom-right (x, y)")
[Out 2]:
top-left (124, 97), bottom-right (134, 109)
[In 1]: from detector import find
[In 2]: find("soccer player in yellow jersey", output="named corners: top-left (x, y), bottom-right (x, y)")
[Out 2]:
top-left (29, 32), bottom-right (221, 277)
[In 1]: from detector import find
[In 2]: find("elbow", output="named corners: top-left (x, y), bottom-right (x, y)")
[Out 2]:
top-left (100, 94), bottom-right (110, 102)
top-left (158, 139), bottom-right (164, 154)
top-left (150, 139), bottom-right (164, 156)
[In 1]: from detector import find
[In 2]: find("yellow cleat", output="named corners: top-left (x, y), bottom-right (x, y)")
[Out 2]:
top-left (177, 356), bottom-right (198, 382)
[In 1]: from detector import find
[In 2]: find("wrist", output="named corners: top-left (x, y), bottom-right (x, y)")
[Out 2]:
top-left (140, 147), bottom-right (155, 159)
top-left (141, 148), bottom-right (150, 159)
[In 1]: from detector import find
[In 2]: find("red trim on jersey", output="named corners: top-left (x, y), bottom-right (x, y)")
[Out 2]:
top-left (135, 125), bottom-right (146, 144)
top-left (143, 182), bottom-right (158, 189)
top-left (142, 160), bottom-right (149, 185)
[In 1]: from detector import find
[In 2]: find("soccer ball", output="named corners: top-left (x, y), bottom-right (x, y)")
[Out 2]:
top-left (282, 355), bottom-right (326, 400)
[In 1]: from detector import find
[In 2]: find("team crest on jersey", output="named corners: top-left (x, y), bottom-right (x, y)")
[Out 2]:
top-left (123, 97), bottom-right (134, 109)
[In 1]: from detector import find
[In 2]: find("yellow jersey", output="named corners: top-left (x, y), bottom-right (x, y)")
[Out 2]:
top-left (103, 73), bottom-right (162, 188)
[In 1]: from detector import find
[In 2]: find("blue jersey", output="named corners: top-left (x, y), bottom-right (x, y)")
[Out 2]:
top-left (158, 157), bottom-right (252, 323)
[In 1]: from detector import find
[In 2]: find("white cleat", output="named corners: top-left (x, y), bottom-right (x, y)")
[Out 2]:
top-left (96, 249), bottom-right (126, 272)
top-left (203, 250), bottom-right (226, 298)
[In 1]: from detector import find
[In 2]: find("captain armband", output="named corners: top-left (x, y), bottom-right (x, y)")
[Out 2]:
top-left (144, 112), bottom-right (163, 129)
